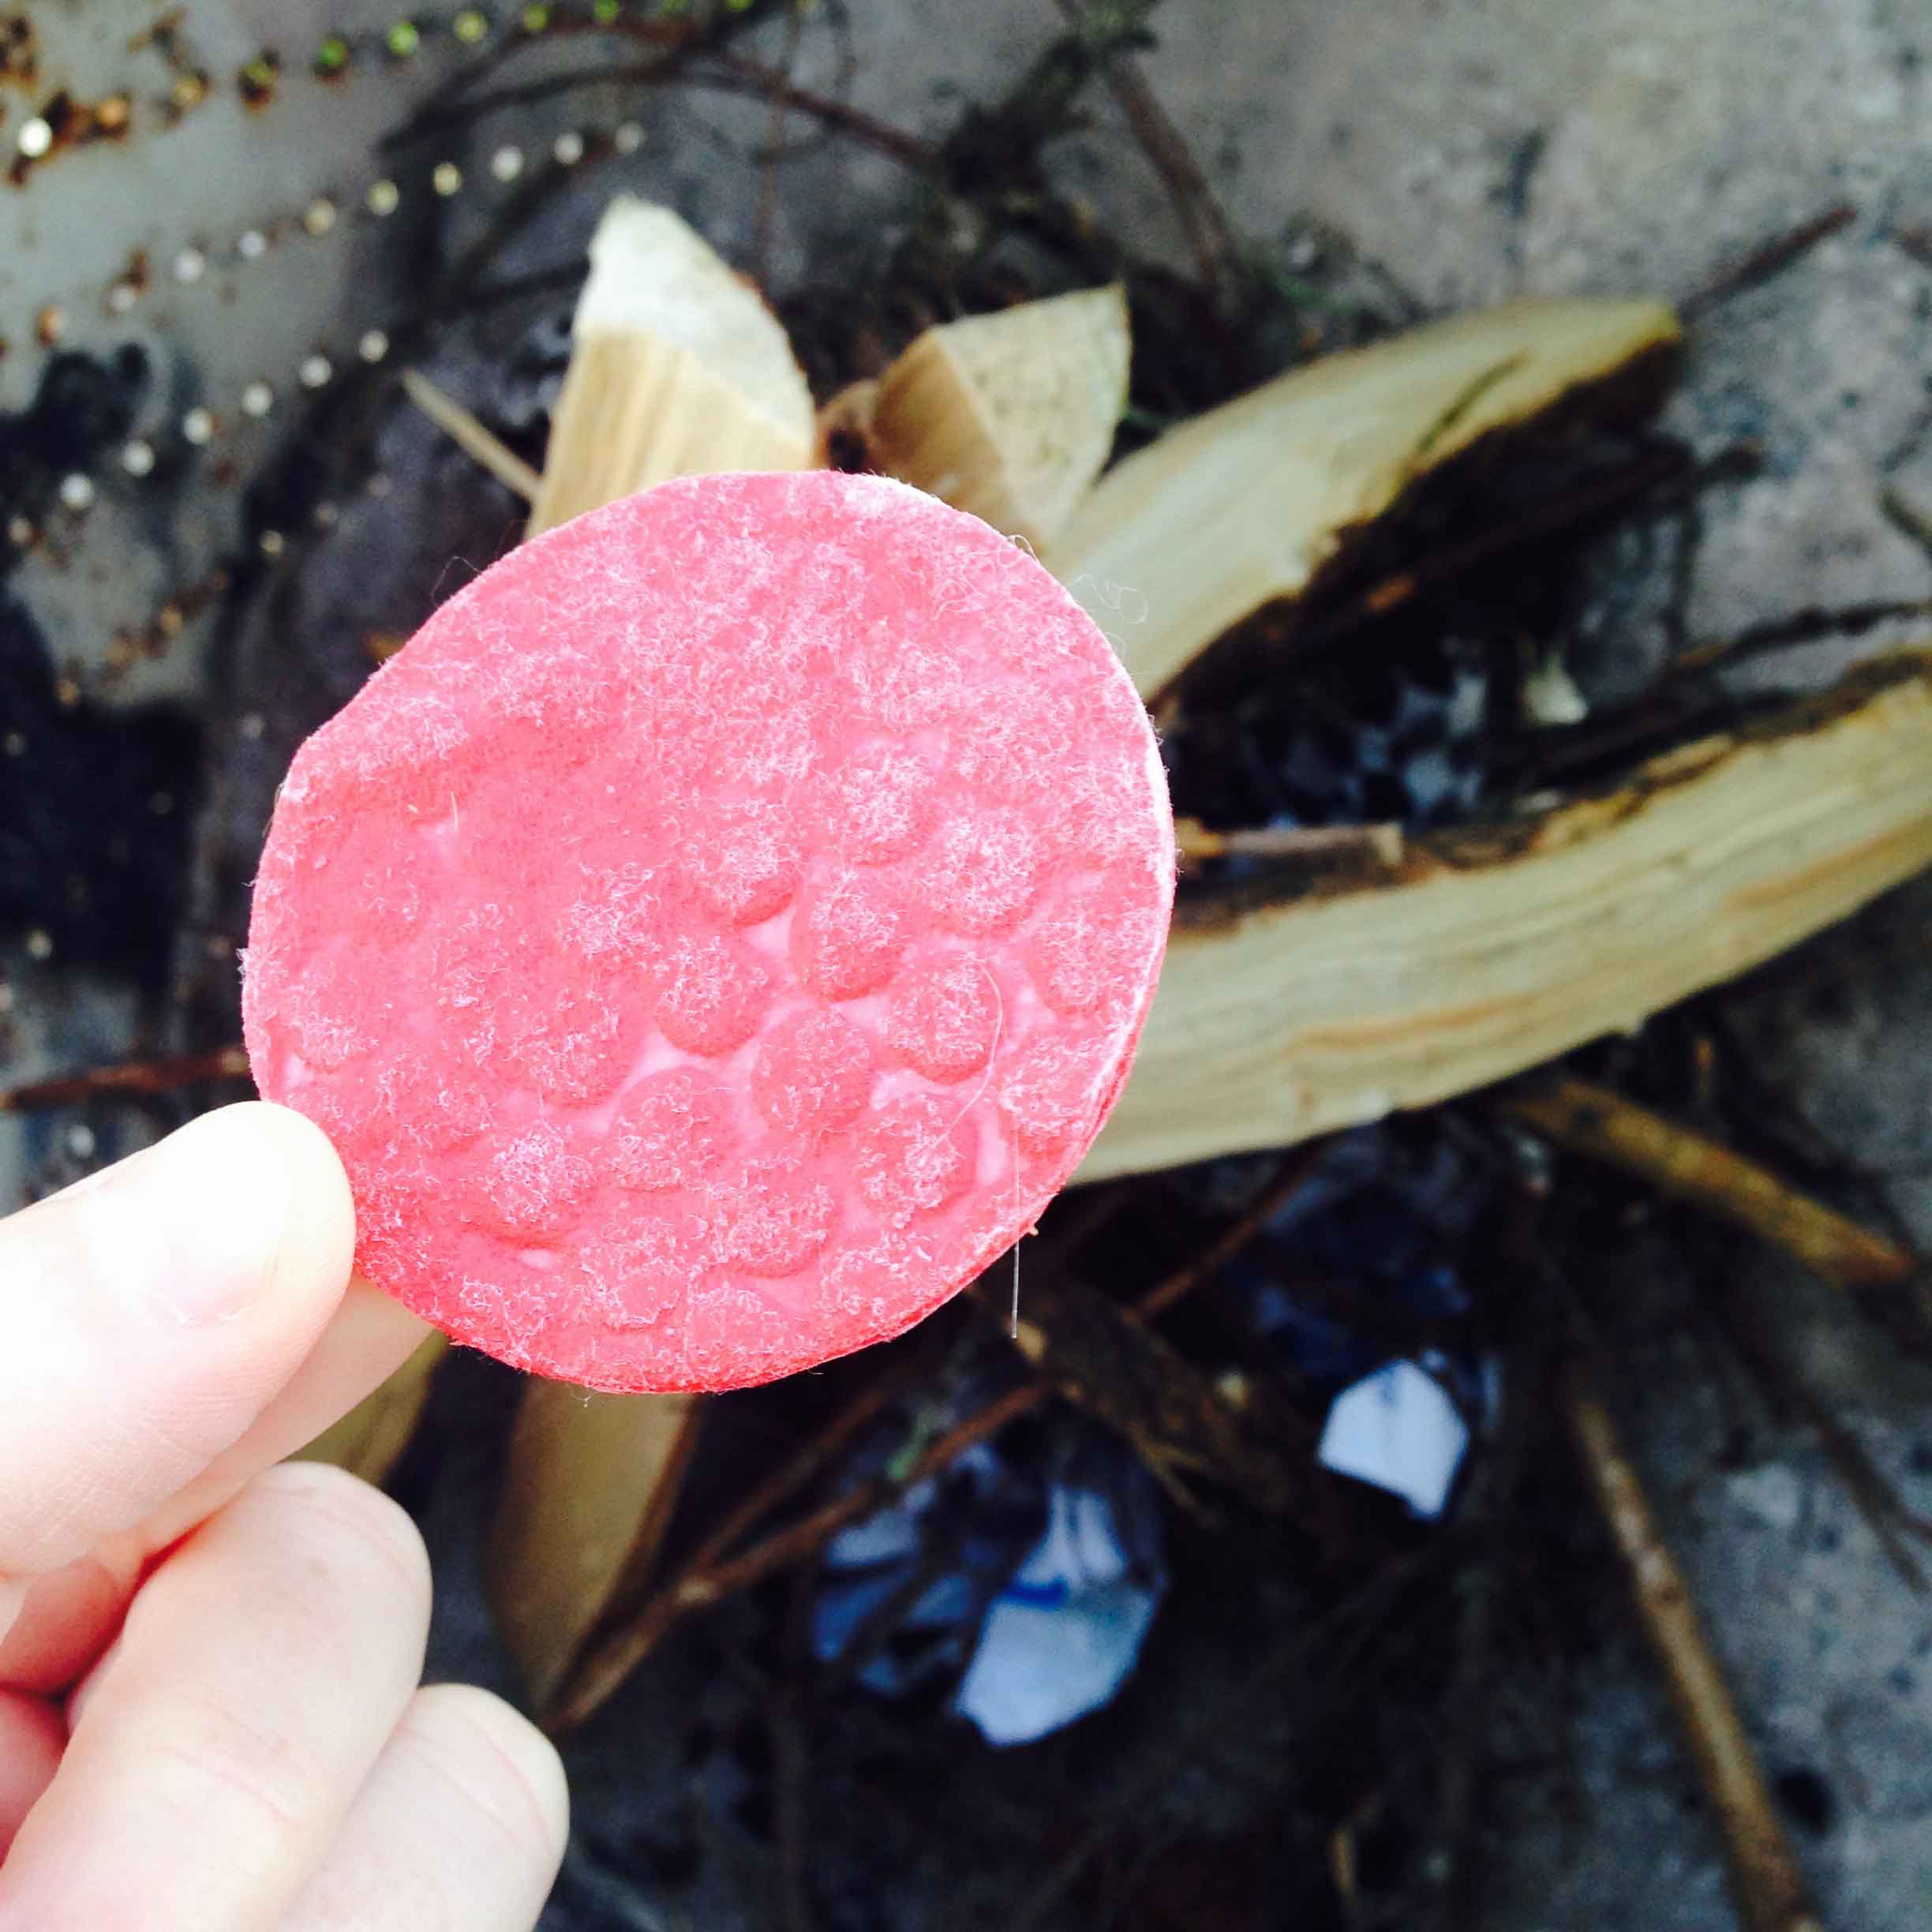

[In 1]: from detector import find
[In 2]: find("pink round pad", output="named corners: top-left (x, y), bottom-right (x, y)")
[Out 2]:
top-left (243, 471), bottom-right (1173, 1392)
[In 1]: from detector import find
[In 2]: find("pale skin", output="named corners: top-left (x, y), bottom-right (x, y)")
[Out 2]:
top-left (0, 1102), bottom-right (568, 1929)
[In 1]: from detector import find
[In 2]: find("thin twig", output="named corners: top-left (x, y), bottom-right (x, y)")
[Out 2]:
top-left (1176, 818), bottom-right (1406, 871)
top-left (1054, 0), bottom-right (1237, 299)
top-left (1410, 1262), bottom-right (1557, 1932)
top-left (436, 261), bottom-right (590, 320)
top-left (993, 1266), bottom-right (1310, 1515)
top-left (255, 145), bottom-right (594, 578)
top-left (680, 1347), bottom-right (940, 1583)
top-left (389, 54), bottom-right (934, 170)
top-left (1297, 443), bottom-right (1712, 652)
top-left (1664, 490), bottom-right (1705, 660)
top-left (750, 5), bottom-right (808, 283)
top-left (380, 6), bottom-right (720, 150)
top-left (1327, 1788), bottom-right (1378, 1926)
top-left (399, 369), bottom-right (542, 500)
top-left (1039, 1178), bottom-right (1136, 1262)
top-left (1503, 1075), bottom-right (1921, 1295)
top-left (1673, 597), bottom-right (1932, 673)
top-left (544, 1380), bottom-right (1046, 1733)
top-left (1562, 1354), bottom-right (1825, 1932)
top-left (706, 51), bottom-right (935, 167)
top-left (1893, 223), bottom-right (1932, 271)
top-left (1414, 1556), bottom-right (1501, 1932)
top-left (1701, 1261), bottom-right (1932, 1590)
top-left (1681, 203), bottom-right (1856, 319)
top-left (1133, 1153), bottom-right (1321, 1317)
top-left (1879, 485), bottom-right (1932, 566)
top-left (0, 1045), bottom-right (250, 1114)
top-left (546, 1169), bottom-right (1312, 1733)
top-left (386, 59), bottom-right (677, 137)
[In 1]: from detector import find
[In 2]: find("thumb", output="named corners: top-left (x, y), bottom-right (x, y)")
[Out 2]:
top-left (0, 1102), bottom-right (354, 1579)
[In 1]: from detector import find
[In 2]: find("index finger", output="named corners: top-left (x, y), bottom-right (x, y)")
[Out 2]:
top-left (0, 1102), bottom-right (356, 1580)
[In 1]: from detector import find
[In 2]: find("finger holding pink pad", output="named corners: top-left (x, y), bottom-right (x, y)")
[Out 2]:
top-left (242, 470), bottom-right (1173, 1393)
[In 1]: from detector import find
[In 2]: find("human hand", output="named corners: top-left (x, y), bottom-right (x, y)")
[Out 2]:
top-left (0, 1102), bottom-right (567, 1928)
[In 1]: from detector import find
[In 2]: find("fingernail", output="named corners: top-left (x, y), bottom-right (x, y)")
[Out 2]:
top-left (77, 1107), bottom-right (294, 1327)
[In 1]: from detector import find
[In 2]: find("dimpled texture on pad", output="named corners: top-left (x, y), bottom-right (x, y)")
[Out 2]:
top-left (242, 471), bottom-right (1174, 1392)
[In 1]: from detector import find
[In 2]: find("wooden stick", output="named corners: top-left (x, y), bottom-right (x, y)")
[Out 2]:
top-left (1084, 653), bottom-right (1932, 1180)
top-left (545, 1380), bottom-right (1046, 1733)
top-left (544, 1176), bottom-right (1297, 1733)
top-left (0, 1045), bottom-right (250, 1113)
top-left (1563, 1357), bottom-right (1825, 1932)
top-left (1054, 0), bottom-right (1237, 300)
top-left (1503, 1076), bottom-right (1919, 1295)
top-left (1133, 1155), bottom-right (1320, 1318)
top-left (1681, 204), bottom-right (1856, 320)
top-left (1674, 598), bottom-right (1932, 675)
top-left (398, 368), bottom-right (542, 501)
top-left (1176, 818), bottom-right (1405, 869)
top-left (1703, 1275), bottom-right (1932, 1586)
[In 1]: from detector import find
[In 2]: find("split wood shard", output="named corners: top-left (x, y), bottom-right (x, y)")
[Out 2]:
top-left (869, 284), bottom-right (1132, 551)
top-left (1083, 656), bottom-right (1932, 1180)
top-left (527, 198), bottom-right (816, 536)
top-left (1048, 295), bottom-right (1682, 698)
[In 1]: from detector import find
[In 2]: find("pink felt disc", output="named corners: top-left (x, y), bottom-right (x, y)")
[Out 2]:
top-left (243, 470), bottom-right (1173, 1392)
